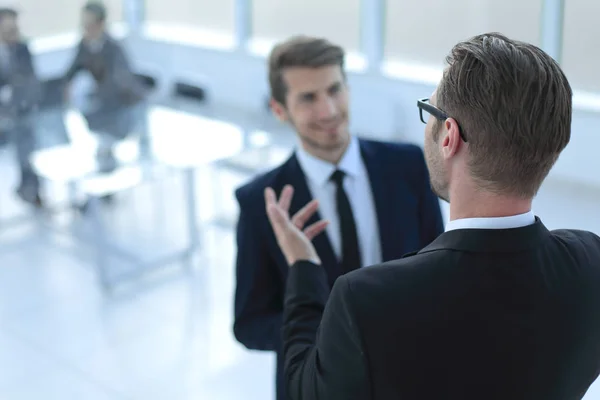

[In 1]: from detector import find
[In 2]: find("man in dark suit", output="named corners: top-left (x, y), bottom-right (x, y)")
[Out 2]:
top-left (63, 1), bottom-right (147, 174)
top-left (264, 33), bottom-right (600, 399)
top-left (233, 36), bottom-right (444, 400)
top-left (0, 8), bottom-right (42, 206)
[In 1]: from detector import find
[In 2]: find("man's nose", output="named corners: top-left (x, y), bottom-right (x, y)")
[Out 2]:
top-left (316, 96), bottom-right (336, 119)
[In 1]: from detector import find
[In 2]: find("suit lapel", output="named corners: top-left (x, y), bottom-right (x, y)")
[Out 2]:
top-left (360, 140), bottom-right (396, 261)
top-left (284, 154), bottom-right (340, 283)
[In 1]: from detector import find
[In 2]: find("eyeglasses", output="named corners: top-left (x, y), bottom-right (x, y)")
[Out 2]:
top-left (417, 98), bottom-right (467, 142)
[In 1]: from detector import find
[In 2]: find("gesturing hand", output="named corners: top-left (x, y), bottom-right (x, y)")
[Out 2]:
top-left (264, 185), bottom-right (329, 266)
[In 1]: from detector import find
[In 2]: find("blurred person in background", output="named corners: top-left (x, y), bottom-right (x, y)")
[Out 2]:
top-left (233, 35), bottom-right (444, 400)
top-left (63, 1), bottom-right (147, 177)
top-left (0, 7), bottom-right (43, 206)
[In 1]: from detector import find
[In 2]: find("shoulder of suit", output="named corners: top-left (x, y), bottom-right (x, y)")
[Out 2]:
top-left (340, 251), bottom-right (448, 299)
top-left (14, 41), bottom-right (31, 52)
top-left (550, 228), bottom-right (600, 250)
top-left (104, 34), bottom-right (119, 45)
top-left (234, 155), bottom-right (295, 206)
top-left (94, 35), bottom-right (121, 51)
top-left (359, 138), bottom-right (424, 161)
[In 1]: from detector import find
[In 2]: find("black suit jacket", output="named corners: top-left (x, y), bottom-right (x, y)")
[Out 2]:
top-left (283, 218), bottom-right (600, 399)
top-left (234, 139), bottom-right (444, 399)
top-left (0, 41), bottom-right (40, 116)
top-left (64, 33), bottom-right (146, 109)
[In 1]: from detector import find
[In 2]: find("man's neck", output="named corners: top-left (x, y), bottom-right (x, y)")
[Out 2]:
top-left (300, 140), bottom-right (350, 165)
top-left (448, 185), bottom-right (533, 221)
top-left (85, 32), bottom-right (105, 43)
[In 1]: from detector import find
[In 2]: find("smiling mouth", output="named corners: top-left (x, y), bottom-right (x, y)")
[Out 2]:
top-left (316, 119), bottom-right (343, 132)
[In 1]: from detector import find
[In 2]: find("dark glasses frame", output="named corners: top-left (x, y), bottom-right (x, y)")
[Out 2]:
top-left (417, 98), bottom-right (467, 142)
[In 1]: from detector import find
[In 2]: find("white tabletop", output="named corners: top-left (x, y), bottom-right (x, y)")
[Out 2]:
top-left (147, 106), bottom-right (245, 167)
top-left (30, 105), bottom-right (248, 181)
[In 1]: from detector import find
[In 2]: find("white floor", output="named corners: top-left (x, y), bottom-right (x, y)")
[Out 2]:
top-left (0, 105), bottom-right (598, 399)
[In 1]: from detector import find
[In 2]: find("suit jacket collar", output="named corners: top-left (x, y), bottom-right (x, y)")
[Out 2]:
top-left (279, 139), bottom-right (398, 280)
top-left (279, 153), bottom-right (340, 283)
top-left (418, 217), bottom-right (550, 255)
top-left (359, 140), bottom-right (398, 261)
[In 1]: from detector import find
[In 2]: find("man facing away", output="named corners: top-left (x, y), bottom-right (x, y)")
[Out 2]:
top-left (264, 32), bottom-right (600, 399)
top-left (233, 36), bottom-right (444, 400)
top-left (0, 8), bottom-right (42, 206)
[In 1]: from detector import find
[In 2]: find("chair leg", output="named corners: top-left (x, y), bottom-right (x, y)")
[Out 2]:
top-left (184, 167), bottom-right (200, 269)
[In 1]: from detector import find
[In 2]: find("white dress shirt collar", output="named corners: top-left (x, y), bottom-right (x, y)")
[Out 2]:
top-left (445, 210), bottom-right (536, 232)
top-left (85, 35), bottom-right (107, 53)
top-left (296, 136), bottom-right (362, 187)
top-left (294, 136), bottom-right (382, 267)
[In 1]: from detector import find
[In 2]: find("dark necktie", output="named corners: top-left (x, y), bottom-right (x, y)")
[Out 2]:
top-left (330, 169), bottom-right (361, 273)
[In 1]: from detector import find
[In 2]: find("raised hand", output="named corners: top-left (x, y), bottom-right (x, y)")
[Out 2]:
top-left (264, 185), bottom-right (329, 266)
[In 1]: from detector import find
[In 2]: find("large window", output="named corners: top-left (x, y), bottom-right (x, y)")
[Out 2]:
top-left (384, 0), bottom-right (542, 68)
top-left (144, 0), bottom-right (235, 35)
top-left (561, 0), bottom-right (600, 93)
top-left (251, 0), bottom-right (361, 52)
top-left (18, 0), bottom-right (123, 38)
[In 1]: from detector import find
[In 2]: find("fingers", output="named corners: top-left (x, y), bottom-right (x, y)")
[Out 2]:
top-left (304, 220), bottom-right (329, 241)
top-left (266, 202), bottom-right (288, 226)
top-left (278, 185), bottom-right (294, 214)
top-left (265, 185), bottom-right (323, 238)
top-left (265, 187), bottom-right (277, 208)
top-left (291, 199), bottom-right (319, 229)
top-left (265, 187), bottom-right (291, 239)
top-left (266, 202), bottom-right (290, 239)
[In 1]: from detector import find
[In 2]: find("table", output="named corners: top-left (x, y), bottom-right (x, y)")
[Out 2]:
top-left (30, 106), bottom-right (245, 290)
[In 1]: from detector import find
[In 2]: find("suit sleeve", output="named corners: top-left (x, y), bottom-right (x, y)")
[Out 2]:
top-left (21, 44), bottom-right (35, 77)
top-left (108, 42), bottom-right (136, 94)
top-left (233, 191), bottom-right (283, 352)
top-left (63, 42), bottom-right (84, 83)
top-left (21, 44), bottom-right (41, 106)
top-left (283, 261), bottom-right (370, 400)
top-left (415, 147), bottom-right (444, 246)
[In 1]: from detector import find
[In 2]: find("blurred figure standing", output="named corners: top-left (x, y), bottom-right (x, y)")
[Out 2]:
top-left (63, 1), bottom-right (147, 174)
top-left (0, 7), bottom-right (43, 206)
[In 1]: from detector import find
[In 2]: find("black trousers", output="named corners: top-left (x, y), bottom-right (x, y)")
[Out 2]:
top-left (83, 100), bottom-right (149, 170)
top-left (6, 113), bottom-right (40, 200)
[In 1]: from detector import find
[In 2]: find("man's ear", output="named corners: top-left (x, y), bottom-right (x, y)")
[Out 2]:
top-left (442, 118), bottom-right (462, 159)
top-left (270, 98), bottom-right (288, 123)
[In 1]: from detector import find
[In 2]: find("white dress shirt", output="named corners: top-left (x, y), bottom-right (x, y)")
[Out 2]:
top-left (85, 36), bottom-right (106, 53)
top-left (445, 211), bottom-right (536, 231)
top-left (295, 137), bottom-right (382, 267)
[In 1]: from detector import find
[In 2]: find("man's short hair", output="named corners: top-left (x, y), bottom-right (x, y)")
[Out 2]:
top-left (0, 8), bottom-right (18, 20)
top-left (268, 36), bottom-right (345, 105)
top-left (83, 1), bottom-right (107, 22)
top-left (437, 32), bottom-right (572, 198)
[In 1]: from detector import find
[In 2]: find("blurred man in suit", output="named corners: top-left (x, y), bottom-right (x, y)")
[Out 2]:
top-left (265, 32), bottom-right (600, 400)
top-left (63, 1), bottom-right (147, 175)
top-left (233, 36), bottom-right (444, 400)
top-left (0, 8), bottom-right (42, 206)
